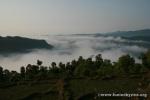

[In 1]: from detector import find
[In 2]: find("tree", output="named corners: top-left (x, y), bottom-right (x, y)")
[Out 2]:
top-left (74, 63), bottom-right (89, 77)
top-left (141, 50), bottom-right (150, 69)
top-left (77, 56), bottom-right (84, 64)
top-left (3, 69), bottom-right (10, 82)
top-left (32, 65), bottom-right (39, 75)
top-left (38, 66), bottom-right (48, 79)
top-left (0, 66), bottom-right (3, 81)
top-left (51, 62), bottom-right (57, 68)
top-left (26, 64), bottom-right (34, 79)
top-left (118, 55), bottom-right (135, 73)
top-left (95, 54), bottom-right (103, 67)
top-left (10, 71), bottom-right (20, 82)
top-left (65, 62), bottom-right (74, 77)
top-left (50, 62), bottom-right (60, 76)
top-left (37, 60), bottom-right (43, 66)
top-left (75, 57), bottom-right (96, 77)
top-left (59, 62), bottom-right (65, 71)
top-left (97, 59), bottom-right (113, 77)
top-left (20, 66), bottom-right (25, 79)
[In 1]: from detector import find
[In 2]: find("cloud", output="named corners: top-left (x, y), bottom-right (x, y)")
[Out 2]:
top-left (0, 34), bottom-right (148, 71)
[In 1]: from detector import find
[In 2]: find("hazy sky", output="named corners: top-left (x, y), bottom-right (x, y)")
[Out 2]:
top-left (0, 0), bottom-right (150, 35)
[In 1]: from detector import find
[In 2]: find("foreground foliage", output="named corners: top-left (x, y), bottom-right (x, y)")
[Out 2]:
top-left (0, 50), bottom-right (150, 100)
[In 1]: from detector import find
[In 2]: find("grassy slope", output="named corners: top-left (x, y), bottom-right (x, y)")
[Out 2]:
top-left (0, 81), bottom-right (58, 100)
top-left (69, 79), bottom-right (140, 99)
top-left (0, 78), bottom-right (142, 100)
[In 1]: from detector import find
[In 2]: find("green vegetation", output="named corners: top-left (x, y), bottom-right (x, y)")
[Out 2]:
top-left (0, 50), bottom-right (150, 100)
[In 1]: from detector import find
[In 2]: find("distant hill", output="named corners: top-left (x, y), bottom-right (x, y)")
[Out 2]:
top-left (0, 36), bottom-right (53, 55)
top-left (106, 29), bottom-right (150, 37)
top-left (94, 29), bottom-right (150, 42)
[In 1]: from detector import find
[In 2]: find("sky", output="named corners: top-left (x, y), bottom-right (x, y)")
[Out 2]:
top-left (0, 0), bottom-right (150, 35)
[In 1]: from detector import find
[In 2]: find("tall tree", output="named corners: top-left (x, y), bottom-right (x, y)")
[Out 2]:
top-left (0, 66), bottom-right (3, 81)
top-left (142, 50), bottom-right (150, 69)
top-left (118, 55), bottom-right (135, 73)
top-left (20, 66), bottom-right (25, 79)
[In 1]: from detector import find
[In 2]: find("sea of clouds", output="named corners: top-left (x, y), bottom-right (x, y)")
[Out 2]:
top-left (0, 34), bottom-right (148, 71)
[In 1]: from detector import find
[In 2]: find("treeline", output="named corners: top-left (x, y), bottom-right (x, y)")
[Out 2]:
top-left (0, 50), bottom-right (150, 82)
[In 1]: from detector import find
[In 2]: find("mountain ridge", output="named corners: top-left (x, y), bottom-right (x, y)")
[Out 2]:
top-left (0, 36), bottom-right (53, 55)
top-left (93, 29), bottom-right (150, 37)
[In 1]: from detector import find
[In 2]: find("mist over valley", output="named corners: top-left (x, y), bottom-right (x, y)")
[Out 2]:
top-left (0, 29), bottom-right (149, 71)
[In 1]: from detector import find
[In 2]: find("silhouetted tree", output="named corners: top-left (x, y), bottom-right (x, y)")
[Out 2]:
top-left (141, 50), bottom-right (150, 69)
top-left (0, 66), bottom-right (3, 81)
top-left (3, 69), bottom-right (10, 82)
top-left (0, 50), bottom-right (149, 82)
top-left (118, 55), bottom-right (135, 73)
top-left (37, 60), bottom-right (43, 66)
top-left (95, 54), bottom-right (103, 68)
top-left (59, 62), bottom-right (65, 71)
top-left (75, 57), bottom-right (95, 77)
top-left (32, 65), bottom-right (39, 74)
top-left (74, 62), bottom-right (88, 77)
top-left (20, 66), bottom-right (25, 79)
top-left (26, 64), bottom-right (33, 79)
top-left (65, 62), bottom-right (74, 77)
top-left (38, 66), bottom-right (48, 79)
top-left (86, 58), bottom-right (97, 77)
top-left (77, 56), bottom-right (84, 64)
top-left (50, 62), bottom-right (60, 76)
top-left (51, 62), bottom-right (57, 68)
top-left (10, 71), bottom-right (20, 82)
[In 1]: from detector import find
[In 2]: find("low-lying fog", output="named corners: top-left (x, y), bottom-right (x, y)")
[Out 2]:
top-left (0, 34), bottom-right (148, 71)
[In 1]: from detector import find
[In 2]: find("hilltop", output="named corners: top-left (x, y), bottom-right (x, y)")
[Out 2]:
top-left (0, 36), bottom-right (53, 55)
